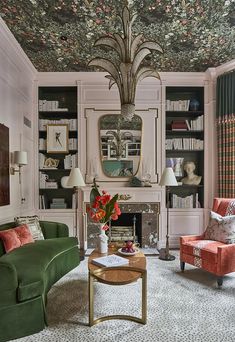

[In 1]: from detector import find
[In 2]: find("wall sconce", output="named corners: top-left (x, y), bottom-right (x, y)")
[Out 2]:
top-left (10, 151), bottom-right (28, 185)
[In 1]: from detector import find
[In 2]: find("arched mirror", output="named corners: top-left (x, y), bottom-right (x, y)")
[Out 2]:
top-left (99, 114), bottom-right (142, 177)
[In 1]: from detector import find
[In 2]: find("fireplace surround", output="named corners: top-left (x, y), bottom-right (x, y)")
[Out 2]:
top-left (81, 187), bottom-right (161, 252)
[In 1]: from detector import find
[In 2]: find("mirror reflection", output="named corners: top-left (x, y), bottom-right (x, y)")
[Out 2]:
top-left (99, 114), bottom-right (142, 177)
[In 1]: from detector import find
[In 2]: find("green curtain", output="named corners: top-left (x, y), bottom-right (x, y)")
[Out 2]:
top-left (216, 70), bottom-right (235, 197)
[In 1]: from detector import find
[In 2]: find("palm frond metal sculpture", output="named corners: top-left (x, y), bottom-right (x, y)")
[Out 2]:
top-left (88, 6), bottom-right (163, 121)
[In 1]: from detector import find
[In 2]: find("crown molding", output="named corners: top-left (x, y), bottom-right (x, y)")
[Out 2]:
top-left (0, 17), bottom-right (37, 76)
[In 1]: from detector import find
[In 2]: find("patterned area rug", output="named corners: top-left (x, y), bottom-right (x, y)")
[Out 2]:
top-left (14, 253), bottom-right (235, 342)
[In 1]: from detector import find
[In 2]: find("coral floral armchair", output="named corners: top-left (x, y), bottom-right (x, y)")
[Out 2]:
top-left (180, 198), bottom-right (235, 287)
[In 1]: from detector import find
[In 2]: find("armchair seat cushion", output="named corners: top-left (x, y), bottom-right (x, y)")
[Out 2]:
top-left (0, 237), bottom-right (78, 302)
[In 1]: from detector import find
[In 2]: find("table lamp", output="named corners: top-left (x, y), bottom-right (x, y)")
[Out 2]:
top-left (159, 167), bottom-right (178, 261)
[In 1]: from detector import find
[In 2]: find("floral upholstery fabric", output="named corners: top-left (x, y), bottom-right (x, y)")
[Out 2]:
top-left (204, 211), bottom-right (235, 244)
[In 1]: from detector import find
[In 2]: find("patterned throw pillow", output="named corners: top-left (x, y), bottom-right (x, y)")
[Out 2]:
top-left (204, 211), bottom-right (235, 244)
top-left (225, 200), bottom-right (235, 216)
top-left (0, 225), bottom-right (34, 253)
top-left (15, 215), bottom-right (44, 240)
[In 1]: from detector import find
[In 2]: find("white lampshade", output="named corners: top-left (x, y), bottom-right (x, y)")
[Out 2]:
top-left (13, 151), bottom-right (28, 166)
top-left (67, 168), bottom-right (85, 187)
top-left (159, 167), bottom-right (178, 186)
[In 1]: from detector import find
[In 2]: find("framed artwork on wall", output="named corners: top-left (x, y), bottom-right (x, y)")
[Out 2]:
top-left (47, 124), bottom-right (69, 153)
top-left (0, 124), bottom-right (10, 206)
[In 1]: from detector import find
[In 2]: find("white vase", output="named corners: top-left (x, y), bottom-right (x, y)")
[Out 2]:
top-left (98, 223), bottom-right (108, 254)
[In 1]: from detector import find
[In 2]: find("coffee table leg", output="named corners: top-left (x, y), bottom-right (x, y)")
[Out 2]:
top-left (142, 270), bottom-right (147, 324)
top-left (89, 271), bottom-right (94, 326)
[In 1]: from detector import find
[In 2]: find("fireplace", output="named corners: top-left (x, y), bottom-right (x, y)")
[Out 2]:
top-left (86, 202), bottom-right (160, 250)
top-left (109, 213), bottom-right (142, 245)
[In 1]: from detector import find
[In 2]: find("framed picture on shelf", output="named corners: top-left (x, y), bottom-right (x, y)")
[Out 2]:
top-left (47, 124), bottom-right (69, 153)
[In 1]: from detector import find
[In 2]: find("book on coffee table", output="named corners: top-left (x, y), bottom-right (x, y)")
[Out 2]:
top-left (92, 254), bottom-right (129, 267)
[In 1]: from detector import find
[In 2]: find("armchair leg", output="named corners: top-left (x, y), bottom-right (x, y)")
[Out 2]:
top-left (180, 261), bottom-right (185, 272)
top-left (217, 277), bottom-right (223, 287)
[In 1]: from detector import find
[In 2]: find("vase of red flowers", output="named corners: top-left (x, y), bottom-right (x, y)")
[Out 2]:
top-left (87, 179), bottom-right (121, 254)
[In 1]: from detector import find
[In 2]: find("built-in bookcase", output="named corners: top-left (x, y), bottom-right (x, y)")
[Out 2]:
top-left (165, 86), bottom-right (204, 209)
top-left (38, 87), bottom-right (77, 210)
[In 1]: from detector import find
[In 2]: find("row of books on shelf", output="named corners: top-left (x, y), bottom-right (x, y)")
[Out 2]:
top-left (39, 119), bottom-right (77, 131)
top-left (166, 99), bottom-right (190, 111)
top-left (39, 138), bottom-right (77, 150)
top-left (39, 100), bottom-right (69, 112)
top-left (171, 193), bottom-right (201, 208)
top-left (39, 195), bottom-right (77, 209)
top-left (165, 138), bottom-right (204, 150)
top-left (171, 116), bottom-right (203, 131)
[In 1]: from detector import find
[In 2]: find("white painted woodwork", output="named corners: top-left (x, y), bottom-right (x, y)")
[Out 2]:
top-left (38, 210), bottom-right (75, 237)
top-left (168, 209), bottom-right (204, 248)
top-left (0, 18), bottom-right (36, 223)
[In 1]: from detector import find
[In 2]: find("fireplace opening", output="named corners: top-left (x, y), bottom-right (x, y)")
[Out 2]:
top-left (109, 213), bottom-right (142, 246)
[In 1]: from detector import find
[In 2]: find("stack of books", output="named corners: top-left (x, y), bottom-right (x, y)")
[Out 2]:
top-left (50, 198), bottom-right (67, 209)
top-left (166, 99), bottom-right (190, 111)
top-left (171, 121), bottom-right (188, 131)
top-left (38, 100), bottom-right (68, 112)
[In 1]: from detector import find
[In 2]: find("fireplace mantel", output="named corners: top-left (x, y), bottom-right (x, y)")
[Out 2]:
top-left (82, 186), bottom-right (162, 204)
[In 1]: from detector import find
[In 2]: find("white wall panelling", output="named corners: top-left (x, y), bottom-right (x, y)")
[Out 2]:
top-left (0, 18), bottom-right (36, 223)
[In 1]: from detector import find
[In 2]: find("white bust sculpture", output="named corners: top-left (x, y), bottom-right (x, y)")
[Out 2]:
top-left (181, 161), bottom-right (202, 185)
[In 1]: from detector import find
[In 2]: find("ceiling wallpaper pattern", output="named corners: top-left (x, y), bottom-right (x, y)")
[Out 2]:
top-left (0, 0), bottom-right (235, 72)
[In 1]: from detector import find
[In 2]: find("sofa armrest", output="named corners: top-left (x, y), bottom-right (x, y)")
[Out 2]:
top-left (180, 235), bottom-right (204, 244)
top-left (39, 221), bottom-right (69, 239)
top-left (0, 261), bottom-right (18, 307)
top-left (217, 244), bottom-right (235, 275)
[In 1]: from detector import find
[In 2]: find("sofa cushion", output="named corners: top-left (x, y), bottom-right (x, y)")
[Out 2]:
top-left (181, 239), bottom-right (226, 264)
top-left (204, 211), bottom-right (235, 244)
top-left (15, 216), bottom-right (44, 240)
top-left (0, 237), bottom-right (78, 301)
top-left (0, 225), bottom-right (34, 253)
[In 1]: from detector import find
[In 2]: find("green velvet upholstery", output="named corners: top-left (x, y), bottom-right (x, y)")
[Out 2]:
top-left (0, 220), bottom-right (80, 342)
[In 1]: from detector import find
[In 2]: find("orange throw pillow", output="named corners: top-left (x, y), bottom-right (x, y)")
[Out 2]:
top-left (0, 224), bottom-right (34, 253)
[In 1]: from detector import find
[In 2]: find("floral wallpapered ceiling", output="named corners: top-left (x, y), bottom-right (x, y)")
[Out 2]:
top-left (0, 0), bottom-right (235, 72)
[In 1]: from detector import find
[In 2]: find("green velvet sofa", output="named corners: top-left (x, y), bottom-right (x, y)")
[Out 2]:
top-left (0, 220), bottom-right (80, 342)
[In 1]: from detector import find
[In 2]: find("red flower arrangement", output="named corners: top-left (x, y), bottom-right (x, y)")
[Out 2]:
top-left (87, 179), bottom-right (121, 230)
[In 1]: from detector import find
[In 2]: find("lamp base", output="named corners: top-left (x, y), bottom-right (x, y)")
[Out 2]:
top-left (158, 248), bottom-right (175, 261)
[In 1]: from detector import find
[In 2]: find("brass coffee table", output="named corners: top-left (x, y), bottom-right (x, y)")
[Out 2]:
top-left (88, 248), bottom-right (147, 326)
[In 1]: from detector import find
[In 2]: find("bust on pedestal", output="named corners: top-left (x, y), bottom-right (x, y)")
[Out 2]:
top-left (181, 161), bottom-right (201, 185)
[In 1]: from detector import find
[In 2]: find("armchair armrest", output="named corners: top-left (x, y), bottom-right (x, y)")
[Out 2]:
top-left (217, 244), bottom-right (235, 275)
top-left (39, 221), bottom-right (69, 239)
top-left (180, 234), bottom-right (204, 244)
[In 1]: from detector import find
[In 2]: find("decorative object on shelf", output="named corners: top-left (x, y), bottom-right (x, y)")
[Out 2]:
top-left (61, 176), bottom-right (73, 189)
top-left (43, 157), bottom-right (59, 169)
top-left (87, 179), bottom-right (121, 254)
top-left (181, 161), bottom-right (202, 185)
top-left (189, 99), bottom-right (200, 111)
top-left (47, 124), bottom-right (69, 153)
top-left (129, 176), bottom-right (142, 187)
top-left (0, 124), bottom-right (10, 206)
top-left (166, 158), bottom-right (184, 177)
top-left (67, 168), bottom-right (86, 236)
top-left (159, 167), bottom-right (178, 261)
top-left (88, 5), bottom-right (162, 121)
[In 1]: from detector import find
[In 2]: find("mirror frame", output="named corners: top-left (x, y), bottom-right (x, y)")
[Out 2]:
top-left (85, 108), bottom-right (159, 183)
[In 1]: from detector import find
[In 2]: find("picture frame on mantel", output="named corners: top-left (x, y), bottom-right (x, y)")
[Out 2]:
top-left (0, 124), bottom-right (10, 206)
top-left (47, 124), bottom-right (69, 153)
